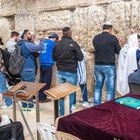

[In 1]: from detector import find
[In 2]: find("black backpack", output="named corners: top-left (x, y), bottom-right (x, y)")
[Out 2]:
top-left (0, 48), bottom-right (21, 86)
top-left (8, 44), bottom-right (25, 75)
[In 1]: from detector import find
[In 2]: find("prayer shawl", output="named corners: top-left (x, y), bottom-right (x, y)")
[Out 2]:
top-left (117, 34), bottom-right (139, 96)
top-left (77, 49), bottom-right (86, 84)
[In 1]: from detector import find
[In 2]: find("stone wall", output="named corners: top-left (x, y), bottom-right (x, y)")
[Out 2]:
top-left (0, 0), bottom-right (140, 96)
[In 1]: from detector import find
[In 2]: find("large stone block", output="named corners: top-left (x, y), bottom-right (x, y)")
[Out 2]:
top-left (15, 14), bottom-right (35, 32)
top-left (0, 18), bottom-right (11, 43)
top-left (34, 10), bottom-right (72, 31)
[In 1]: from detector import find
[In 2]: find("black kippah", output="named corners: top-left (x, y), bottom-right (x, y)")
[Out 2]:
top-left (63, 27), bottom-right (70, 32)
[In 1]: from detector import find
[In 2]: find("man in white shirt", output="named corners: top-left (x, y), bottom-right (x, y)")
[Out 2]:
top-left (6, 31), bottom-right (19, 53)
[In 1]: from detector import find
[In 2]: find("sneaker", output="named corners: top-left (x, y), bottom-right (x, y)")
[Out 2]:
top-left (22, 107), bottom-right (28, 112)
top-left (22, 107), bottom-right (36, 112)
top-left (27, 107), bottom-right (36, 112)
top-left (71, 104), bottom-right (77, 113)
top-left (82, 102), bottom-right (90, 108)
top-left (27, 104), bottom-right (36, 112)
top-left (39, 98), bottom-right (52, 103)
top-left (22, 104), bottom-right (36, 112)
top-left (1, 104), bottom-right (13, 109)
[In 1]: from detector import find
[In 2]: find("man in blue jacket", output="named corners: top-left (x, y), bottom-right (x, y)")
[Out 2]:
top-left (18, 30), bottom-right (44, 111)
top-left (39, 33), bottom-right (59, 102)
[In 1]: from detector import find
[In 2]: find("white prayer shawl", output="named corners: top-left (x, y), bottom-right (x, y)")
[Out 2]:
top-left (77, 50), bottom-right (86, 85)
top-left (117, 34), bottom-right (139, 96)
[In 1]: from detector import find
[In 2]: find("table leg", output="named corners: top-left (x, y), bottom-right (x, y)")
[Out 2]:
top-left (17, 100), bottom-right (35, 140)
top-left (36, 93), bottom-right (41, 140)
top-left (64, 96), bottom-right (70, 116)
top-left (54, 100), bottom-right (59, 123)
top-left (13, 96), bottom-right (17, 121)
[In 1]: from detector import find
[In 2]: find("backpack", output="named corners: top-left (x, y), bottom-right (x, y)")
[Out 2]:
top-left (0, 48), bottom-right (21, 85)
top-left (8, 44), bottom-right (25, 75)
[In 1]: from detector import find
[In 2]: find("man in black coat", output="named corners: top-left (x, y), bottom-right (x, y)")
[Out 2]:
top-left (53, 27), bottom-right (83, 116)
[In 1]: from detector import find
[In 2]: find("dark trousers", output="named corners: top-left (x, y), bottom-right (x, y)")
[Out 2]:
top-left (0, 121), bottom-right (25, 140)
top-left (39, 65), bottom-right (53, 101)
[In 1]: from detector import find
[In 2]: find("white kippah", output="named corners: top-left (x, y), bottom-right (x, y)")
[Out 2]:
top-left (103, 21), bottom-right (112, 26)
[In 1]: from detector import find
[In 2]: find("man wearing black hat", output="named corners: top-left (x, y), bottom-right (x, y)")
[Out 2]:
top-left (39, 33), bottom-right (59, 103)
top-left (93, 22), bottom-right (121, 105)
top-left (53, 27), bottom-right (83, 116)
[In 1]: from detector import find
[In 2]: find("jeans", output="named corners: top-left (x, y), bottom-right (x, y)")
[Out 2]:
top-left (0, 73), bottom-right (12, 106)
top-left (73, 83), bottom-right (88, 104)
top-left (39, 65), bottom-right (52, 101)
top-left (57, 71), bottom-right (77, 116)
top-left (21, 71), bottom-right (35, 108)
top-left (94, 65), bottom-right (116, 105)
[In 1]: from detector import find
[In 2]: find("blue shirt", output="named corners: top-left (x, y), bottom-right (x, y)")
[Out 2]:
top-left (40, 39), bottom-right (56, 66)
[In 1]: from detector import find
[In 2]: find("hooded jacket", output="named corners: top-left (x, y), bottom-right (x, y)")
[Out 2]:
top-left (17, 39), bottom-right (44, 72)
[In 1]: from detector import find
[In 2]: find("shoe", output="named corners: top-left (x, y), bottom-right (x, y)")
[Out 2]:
top-left (82, 102), bottom-right (90, 108)
top-left (71, 104), bottom-right (77, 113)
top-left (1, 104), bottom-right (13, 109)
top-left (22, 107), bottom-right (27, 112)
top-left (27, 107), bottom-right (36, 112)
top-left (22, 107), bottom-right (36, 112)
top-left (39, 98), bottom-right (52, 103)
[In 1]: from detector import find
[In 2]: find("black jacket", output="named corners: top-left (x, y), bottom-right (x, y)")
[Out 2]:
top-left (93, 32), bottom-right (121, 65)
top-left (53, 36), bottom-right (83, 73)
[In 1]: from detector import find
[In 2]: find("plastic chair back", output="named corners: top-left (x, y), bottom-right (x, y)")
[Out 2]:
top-left (37, 122), bottom-right (56, 140)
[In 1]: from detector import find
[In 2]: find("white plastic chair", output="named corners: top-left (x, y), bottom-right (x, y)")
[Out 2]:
top-left (37, 122), bottom-right (56, 140)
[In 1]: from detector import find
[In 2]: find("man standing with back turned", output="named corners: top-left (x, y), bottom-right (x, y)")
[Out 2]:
top-left (53, 27), bottom-right (83, 116)
top-left (93, 22), bottom-right (121, 105)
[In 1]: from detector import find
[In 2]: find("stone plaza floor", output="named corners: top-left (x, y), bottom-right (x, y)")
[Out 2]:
top-left (0, 94), bottom-right (92, 140)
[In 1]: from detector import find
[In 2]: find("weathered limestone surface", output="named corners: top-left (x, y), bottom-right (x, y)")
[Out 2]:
top-left (0, 0), bottom-right (140, 96)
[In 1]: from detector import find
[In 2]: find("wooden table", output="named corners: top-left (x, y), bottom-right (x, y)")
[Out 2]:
top-left (4, 82), bottom-right (46, 140)
top-left (44, 83), bottom-right (80, 122)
